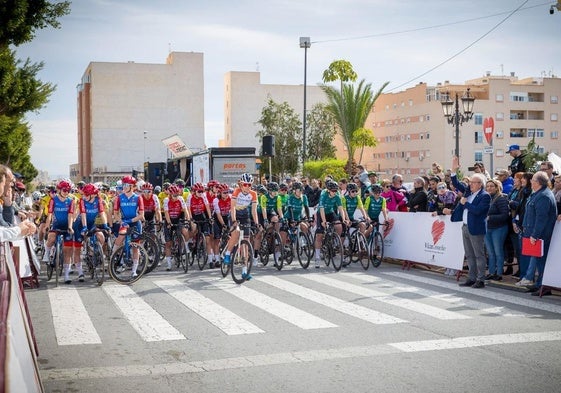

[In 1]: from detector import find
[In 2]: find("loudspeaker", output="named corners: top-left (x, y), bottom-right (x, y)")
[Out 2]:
top-left (262, 135), bottom-right (275, 157)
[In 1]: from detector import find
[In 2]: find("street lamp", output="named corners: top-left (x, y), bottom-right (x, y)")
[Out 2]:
top-left (441, 88), bottom-right (475, 164)
top-left (300, 37), bottom-right (311, 168)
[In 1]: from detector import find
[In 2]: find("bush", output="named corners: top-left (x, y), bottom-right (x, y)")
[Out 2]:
top-left (304, 159), bottom-right (347, 181)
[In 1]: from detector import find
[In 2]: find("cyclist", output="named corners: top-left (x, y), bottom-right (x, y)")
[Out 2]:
top-left (158, 182), bottom-right (170, 207)
top-left (212, 183), bottom-right (232, 267)
top-left (223, 173), bottom-right (259, 280)
top-left (314, 180), bottom-right (348, 268)
top-left (75, 183), bottom-right (109, 282)
top-left (140, 182), bottom-right (162, 227)
top-left (364, 184), bottom-right (389, 239)
top-left (43, 180), bottom-right (76, 284)
top-left (186, 182), bottom-right (212, 264)
top-left (342, 182), bottom-right (369, 235)
top-left (162, 184), bottom-right (190, 270)
top-left (281, 181), bottom-right (311, 246)
top-left (112, 176), bottom-right (145, 278)
top-left (206, 180), bottom-right (220, 267)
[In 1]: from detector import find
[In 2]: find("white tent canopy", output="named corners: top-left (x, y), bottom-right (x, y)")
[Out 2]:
top-left (547, 152), bottom-right (561, 174)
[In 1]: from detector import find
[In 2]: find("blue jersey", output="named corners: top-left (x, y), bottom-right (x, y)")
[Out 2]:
top-left (114, 193), bottom-right (144, 222)
top-left (48, 196), bottom-right (74, 227)
top-left (80, 196), bottom-right (105, 227)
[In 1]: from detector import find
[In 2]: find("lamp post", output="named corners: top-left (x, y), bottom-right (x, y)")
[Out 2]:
top-left (300, 37), bottom-right (311, 168)
top-left (440, 88), bottom-right (475, 165)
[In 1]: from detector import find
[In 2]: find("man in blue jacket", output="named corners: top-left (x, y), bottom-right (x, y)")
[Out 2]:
top-left (516, 171), bottom-right (558, 295)
top-left (445, 157), bottom-right (491, 288)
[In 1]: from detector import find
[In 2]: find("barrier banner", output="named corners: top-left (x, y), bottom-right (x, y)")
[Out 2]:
top-left (541, 221), bottom-right (561, 289)
top-left (382, 212), bottom-right (465, 270)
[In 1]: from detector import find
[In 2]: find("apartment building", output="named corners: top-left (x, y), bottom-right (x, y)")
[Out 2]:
top-left (363, 74), bottom-right (561, 181)
top-left (76, 52), bottom-right (205, 182)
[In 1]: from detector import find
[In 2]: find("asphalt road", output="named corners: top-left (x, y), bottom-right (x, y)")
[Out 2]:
top-left (25, 261), bottom-right (561, 393)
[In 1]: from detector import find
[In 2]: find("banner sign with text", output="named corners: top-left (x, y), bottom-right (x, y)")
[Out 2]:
top-left (162, 134), bottom-right (192, 158)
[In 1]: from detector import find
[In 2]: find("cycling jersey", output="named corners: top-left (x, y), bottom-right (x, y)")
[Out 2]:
top-left (163, 196), bottom-right (186, 221)
top-left (213, 196), bottom-right (231, 217)
top-left (80, 196), bottom-right (105, 227)
top-left (48, 195), bottom-right (75, 228)
top-left (278, 193), bottom-right (289, 214)
top-left (261, 192), bottom-right (281, 215)
top-left (286, 194), bottom-right (309, 221)
top-left (232, 188), bottom-right (257, 217)
top-left (342, 194), bottom-right (364, 219)
top-left (318, 189), bottom-right (342, 215)
top-left (186, 193), bottom-right (209, 216)
top-left (142, 194), bottom-right (160, 221)
top-left (364, 196), bottom-right (386, 221)
top-left (113, 192), bottom-right (144, 222)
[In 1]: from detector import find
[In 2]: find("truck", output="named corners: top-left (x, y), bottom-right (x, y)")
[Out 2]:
top-left (186, 147), bottom-right (257, 186)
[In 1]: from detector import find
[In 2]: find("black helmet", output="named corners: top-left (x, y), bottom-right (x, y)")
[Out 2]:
top-left (326, 180), bottom-right (339, 191)
top-left (347, 182), bottom-right (358, 192)
top-left (370, 184), bottom-right (383, 194)
top-left (267, 182), bottom-right (279, 192)
top-left (292, 181), bottom-right (303, 191)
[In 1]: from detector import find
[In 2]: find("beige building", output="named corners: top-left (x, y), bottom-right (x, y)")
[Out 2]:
top-left (76, 52), bottom-right (205, 182)
top-left (358, 73), bottom-right (561, 181)
top-left (223, 71), bottom-right (326, 151)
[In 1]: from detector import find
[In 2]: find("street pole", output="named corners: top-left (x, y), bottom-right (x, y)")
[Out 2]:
top-left (300, 37), bottom-right (311, 170)
top-left (454, 94), bottom-right (460, 163)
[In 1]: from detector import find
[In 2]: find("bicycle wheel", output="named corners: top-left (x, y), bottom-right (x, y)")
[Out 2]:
top-left (142, 235), bottom-right (160, 273)
top-left (196, 233), bottom-right (208, 270)
top-left (175, 233), bottom-right (188, 273)
top-left (297, 232), bottom-right (311, 269)
top-left (92, 242), bottom-right (105, 286)
top-left (271, 231), bottom-right (284, 271)
top-left (109, 244), bottom-right (148, 284)
top-left (370, 231), bottom-right (384, 268)
top-left (220, 254), bottom-right (231, 277)
top-left (55, 241), bottom-right (63, 286)
top-left (329, 233), bottom-right (343, 272)
top-left (342, 235), bottom-right (352, 268)
top-left (46, 246), bottom-right (54, 281)
top-left (259, 234), bottom-right (270, 266)
top-left (354, 232), bottom-right (369, 270)
top-left (231, 239), bottom-right (253, 284)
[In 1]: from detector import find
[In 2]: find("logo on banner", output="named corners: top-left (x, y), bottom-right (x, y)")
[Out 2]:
top-left (483, 117), bottom-right (494, 145)
top-left (431, 220), bottom-right (445, 245)
top-left (383, 218), bottom-right (395, 238)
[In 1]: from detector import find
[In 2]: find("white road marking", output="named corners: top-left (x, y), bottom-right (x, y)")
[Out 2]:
top-left (103, 285), bottom-right (185, 342)
top-left (258, 275), bottom-right (406, 325)
top-left (302, 274), bottom-right (470, 320)
top-left (47, 287), bottom-right (101, 345)
top-left (201, 277), bottom-right (337, 330)
top-left (383, 271), bottom-right (561, 315)
top-left (154, 279), bottom-right (265, 335)
top-left (41, 330), bottom-right (561, 381)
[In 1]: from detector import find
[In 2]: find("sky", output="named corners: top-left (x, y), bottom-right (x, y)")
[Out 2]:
top-left (16, 0), bottom-right (561, 179)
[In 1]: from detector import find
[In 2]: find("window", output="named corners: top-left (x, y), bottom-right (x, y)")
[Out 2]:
top-left (474, 131), bottom-right (483, 143)
top-left (408, 99), bottom-right (413, 106)
top-left (419, 116), bottom-right (424, 122)
top-left (495, 149), bottom-right (504, 157)
top-left (552, 96), bottom-right (558, 104)
top-left (474, 151), bottom-right (483, 162)
top-left (536, 129), bottom-right (544, 138)
top-left (426, 132), bottom-right (430, 140)
top-left (474, 113), bottom-right (483, 125)
top-left (496, 112), bottom-right (504, 121)
top-left (420, 133), bottom-right (424, 140)
top-left (510, 92), bottom-right (528, 102)
top-left (496, 94), bottom-right (504, 102)
top-left (552, 131), bottom-right (559, 139)
top-left (495, 130), bottom-right (504, 139)
top-left (426, 115), bottom-right (430, 121)
top-left (406, 134), bottom-right (411, 140)
top-left (551, 113), bottom-right (558, 121)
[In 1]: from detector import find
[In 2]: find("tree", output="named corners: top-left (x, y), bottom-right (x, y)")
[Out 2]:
top-left (256, 97), bottom-right (302, 177)
top-left (305, 103), bottom-right (337, 161)
top-left (321, 79), bottom-right (389, 173)
top-left (351, 127), bottom-right (378, 165)
top-left (523, 134), bottom-right (548, 172)
top-left (322, 60), bottom-right (357, 93)
top-left (0, 115), bottom-right (37, 179)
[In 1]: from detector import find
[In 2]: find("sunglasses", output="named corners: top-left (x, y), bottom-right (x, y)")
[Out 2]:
top-left (349, 190), bottom-right (358, 194)
top-left (221, 191), bottom-right (229, 195)
top-left (143, 190), bottom-right (152, 194)
top-left (196, 190), bottom-right (204, 193)
top-left (242, 182), bottom-right (252, 187)
top-left (437, 186), bottom-right (447, 190)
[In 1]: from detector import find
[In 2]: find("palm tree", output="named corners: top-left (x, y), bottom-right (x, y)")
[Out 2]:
top-left (321, 79), bottom-right (388, 171)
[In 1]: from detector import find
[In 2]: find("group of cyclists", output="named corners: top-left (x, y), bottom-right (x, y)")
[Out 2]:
top-left (31, 171), bottom-right (389, 284)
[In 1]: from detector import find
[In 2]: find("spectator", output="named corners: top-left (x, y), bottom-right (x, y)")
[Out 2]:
top-left (367, 171), bottom-right (378, 186)
top-left (507, 144), bottom-right (526, 176)
top-left (390, 174), bottom-right (409, 212)
top-left (484, 179), bottom-right (510, 281)
top-left (0, 164), bottom-right (16, 226)
top-left (470, 162), bottom-right (491, 180)
top-left (539, 161), bottom-right (555, 187)
top-left (301, 177), bottom-right (312, 196)
top-left (338, 178), bottom-right (348, 197)
top-left (511, 173), bottom-right (533, 278)
top-left (431, 182), bottom-right (457, 216)
top-left (494, 169), bottom-right (514, 194)
top-left (505, 172), bottom-right (524, 276)
top-left (0, 220), bottom-right (37, 242)
top-left (356, 165), bottom-right (371, 187)
top-left (430, 162), bottom-right (445, 181)
top-left (408, 177), bottom-right (428, 212)
top-left (516, 171), bottom-right (558, 296)
top-left (446, 157), bottom-right (491, 289)
top-left (307, 179), bottom-right (322, 208)
top-left (381, 178), bottom-right (406, 212)
top-left (554, 175), bottom-right (561, 221)
top-left (427, 177), bottom-right (440, 212)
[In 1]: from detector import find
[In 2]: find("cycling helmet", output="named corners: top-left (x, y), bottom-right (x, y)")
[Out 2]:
top-left (207, 180), bottom-right (220, 188)
top-left (292, 182), bottom-right (303, 191)
top-left (326, 180), bottom-right (339, 191)
top-left (192, 182), bottom-right (205, 192)
top-left (168, 185), bottom-right (181, 196)
top-left (82, 183), bottom-right (99, 197)
top-left (347, 182), bottom-right (358, 192)
top-left (136, 179), bottom-right (146, 189)
top-left (174, 178), bottom-right (186, 187)
top-left (162, 182), bottom-right (171, 190)
top-left (154, 185), bottom-right (161, 193)
top-left (47, 185), bottom-right (56, 193)
top-left (122, 175), bottom-right (136, 185)
top-left (240, 173), bottom-right (253, 183)
top-left (141, 182), bottom-right (153, 191)
top-left (279, 183), bottom-right (288, 191)
top-left (267, 182), bottom-right (279, 192)
top-left (56, 180), bottom-right (72, 192)
top-left (32, 191), bottom-right (41, 201)
top-left (370, 184), bottom-right (383, 194)
top-left (256, 184), bottom-right (267, 194)
top-left (76, 181), bottom-right (86, 189)
top-left (218, 183), bottom-right (230, 193)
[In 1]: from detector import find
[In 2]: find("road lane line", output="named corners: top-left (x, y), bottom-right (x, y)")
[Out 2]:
top-left (258, 276), bottom-right (406, 325)
top-left (154, 279), bottom-right (265, 335)
top-left (302, 274), bottom-right (470, 320)
top-left (48, 287), bottom-right (101, 345)
top-left (201, 277), bottom-right (337, 330)
top-left (103, 284), bottom-right (185, 342)
top-left (41, 330), bottom-right (561, 381)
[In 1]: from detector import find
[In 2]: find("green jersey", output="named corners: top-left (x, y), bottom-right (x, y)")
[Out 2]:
top-left (286, 194), bottom-right (309, 221)
top-left (364, 195), bottom-right (386, 221)
top-left (342, 194), bottom-right (364, 219)
top-left (318, 189), bottom-right (343, 215)
top-left (261, 192), bottom-right (281, 215)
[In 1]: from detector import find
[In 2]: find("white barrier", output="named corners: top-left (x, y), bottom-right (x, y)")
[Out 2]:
top-left (541, 221), bottom-right (561, 289)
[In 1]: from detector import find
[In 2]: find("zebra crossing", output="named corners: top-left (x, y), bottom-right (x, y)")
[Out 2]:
top-left (44, 270), bottom-right (559, 346)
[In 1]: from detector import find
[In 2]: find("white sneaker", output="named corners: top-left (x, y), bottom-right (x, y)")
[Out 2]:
top-left (516, 278), bottom-right (533, 286)
top-left (166, 259), bottom-right (172, 271)
top-left (315, 259), bottom-right (321, 269)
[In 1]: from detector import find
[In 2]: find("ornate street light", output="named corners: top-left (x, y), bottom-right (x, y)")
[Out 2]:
top-left (441, 88), bottom-right (475, 163)
top-left (300, 37), bottom-right (311, 168)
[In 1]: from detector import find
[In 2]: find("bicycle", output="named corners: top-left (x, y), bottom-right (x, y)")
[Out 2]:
top-left (341, 220), bottom-right (370, 270)
top-left (285, 219), bottom-right (314, 269)
top-left (190, 219), bottom-right (209, 270)
top-left (314, 221), bottom-right (343, 271)
top-left (108, 224), bottom-right (149, 284)
top-left (169, 222), bottom-right (188, 273)
top-left (83, 228), bottom-right (106, 286)
top-left (258, 221), bottom-right (284, 270)
top-left (367, 221), bottom-right (385, 268)
top-left (141, 221), bottom-right (162, 273)
top-left (46, 229), bottom-right (66, 287)
top-left (222, 222), bottom-right (254, 284)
